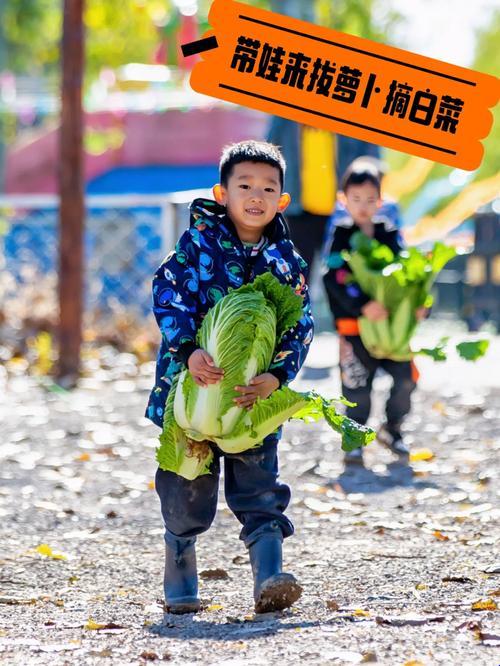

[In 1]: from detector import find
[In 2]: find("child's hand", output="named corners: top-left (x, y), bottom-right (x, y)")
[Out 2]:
top-left (234, 373), bottom-right (280, 410)
top-left (415, 306), bottom-right (428, 321)
top-left (188, 349), bottom-right (224, 387)
top-left (361, 300), bottom-right (388, 321)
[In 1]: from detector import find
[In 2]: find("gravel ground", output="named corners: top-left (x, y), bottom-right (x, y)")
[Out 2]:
top-left (1, 332), bottom-right (499, 666)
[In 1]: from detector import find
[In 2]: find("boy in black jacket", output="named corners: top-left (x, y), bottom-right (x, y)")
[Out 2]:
top-left (323, 162), bottom-right (424, 465)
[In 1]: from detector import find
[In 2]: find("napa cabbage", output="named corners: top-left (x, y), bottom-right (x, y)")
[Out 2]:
top-left (157, 273), bottom-right (375, 479)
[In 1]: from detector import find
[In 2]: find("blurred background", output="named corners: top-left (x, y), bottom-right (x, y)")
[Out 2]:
top-left (0, 0), bottom-right (498, 378)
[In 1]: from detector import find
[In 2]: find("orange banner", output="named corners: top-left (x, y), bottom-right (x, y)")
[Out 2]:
top-left (186, 0), bottom-right (499, 170)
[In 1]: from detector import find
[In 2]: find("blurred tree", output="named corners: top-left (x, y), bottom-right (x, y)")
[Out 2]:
top-left (3, 0), bottom-right (174, 79)
top-left (315, 0), bottom-right (402, 42)
top-left (472, 9), bottom-right (500, 181)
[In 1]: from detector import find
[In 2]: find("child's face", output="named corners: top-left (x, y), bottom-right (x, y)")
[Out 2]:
top-left (343, 181), bottom-right (381, 225)
top-left (214, 162), bottom-right (290, 242)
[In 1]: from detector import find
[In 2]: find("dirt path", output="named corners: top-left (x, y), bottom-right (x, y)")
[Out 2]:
top-left (1, 334), bottom-right (499, 665)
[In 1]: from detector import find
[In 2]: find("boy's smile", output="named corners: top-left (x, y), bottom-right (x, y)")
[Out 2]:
top-left (214, 162), bottom-right (290, 243)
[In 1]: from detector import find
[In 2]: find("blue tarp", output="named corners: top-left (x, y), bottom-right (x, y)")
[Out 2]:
top-left (86, 164), bottom-right (219, 195)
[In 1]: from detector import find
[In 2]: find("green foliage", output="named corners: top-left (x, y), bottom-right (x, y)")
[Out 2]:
top-left (3, 0), bottom-right (173, 79)
top-left (315, 0), bottom-right (402, 42)
top-left (455, 339), bottom-right (490, 361)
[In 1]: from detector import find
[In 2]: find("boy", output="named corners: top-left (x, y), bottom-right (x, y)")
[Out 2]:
top-left (323, 162), bottom-right (423, 466)
top-left (146, 141), bottom-right (313, 614)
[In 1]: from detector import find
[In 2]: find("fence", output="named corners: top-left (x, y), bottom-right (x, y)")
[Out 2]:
top-left (0, 191), bottom-right (213, 351)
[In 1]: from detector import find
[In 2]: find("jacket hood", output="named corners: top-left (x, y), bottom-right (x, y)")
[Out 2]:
top-left (189, 198), bottom-right (291, 245)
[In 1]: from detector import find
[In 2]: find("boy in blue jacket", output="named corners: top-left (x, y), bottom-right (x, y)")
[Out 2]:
top-left (146, 141), bottom-right (314, 615)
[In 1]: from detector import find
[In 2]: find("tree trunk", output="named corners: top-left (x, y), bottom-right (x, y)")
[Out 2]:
top-left (57, 0), bottom-right (85, 385)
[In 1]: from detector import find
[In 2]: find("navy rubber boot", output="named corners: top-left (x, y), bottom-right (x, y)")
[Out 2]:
top-left (163, 537), bottom-right (200, 614)
top-left (248, 534), bottom-right (302, 613)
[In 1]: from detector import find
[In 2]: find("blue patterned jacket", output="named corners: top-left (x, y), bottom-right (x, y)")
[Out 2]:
top-left (146, 198), bottom-right (314, 428)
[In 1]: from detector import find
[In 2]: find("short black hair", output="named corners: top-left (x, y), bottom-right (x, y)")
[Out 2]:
top-left (219, 140), bottom-right (286, 189)
top-left (341, 161), bottom-right (381, 195)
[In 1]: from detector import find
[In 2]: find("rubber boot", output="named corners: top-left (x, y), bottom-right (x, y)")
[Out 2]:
top-left (248, 533), bottom-right (302, 613)
top-left (163, 537), bottom-right (201, 614)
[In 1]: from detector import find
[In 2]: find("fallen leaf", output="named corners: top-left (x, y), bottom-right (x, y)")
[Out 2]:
top-left (415, 583), bottom-right (428, 591)
top-left (326, 600), bottom-right (340, 611)
top-left (148, 480), bottom-right (155, 490)
top-left (479, 632), bottom-right (500, 646)
top-left (456, 619), bottom-right (482, 632)
top-left (487, 588), bottom-right (500, 597)
top-left (200, 569), bottom-right (230, 580)
top-left (84, 618), bottom-right (126, 631)
top-left (361, 652), bottom-right (377, 663)
top-left (471, 598), bottom-right (498, 611)
top-left (205, 604), bottom-right (223, 612)
top-left (76, 452), bottom-right (91, 462)
top-left (140, 652), bottom-right (159, 661)
top-left (353, 609), bottom-right (371, 617)
top-left (232, 555), bottom-right (248, 565)
top-left (410, 448), bottom-right (434, 462)
top-left (36, 544), bottom-right (67, 560)
top-left (403, 661), bottom-right (425, 666)
top-left (433, 531), bottom-right (449, 542)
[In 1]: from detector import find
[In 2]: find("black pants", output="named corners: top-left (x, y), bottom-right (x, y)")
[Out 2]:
top-left (155, 430), bottom-right (293, 548)
top-left (339, 335), bottom-right (417, 429)
top-left (286, 212), bottom-right (330, 278)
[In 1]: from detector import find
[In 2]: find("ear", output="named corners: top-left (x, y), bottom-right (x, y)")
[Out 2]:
top-left (376, 196), bottom-right (383, 209)
top-left (277, 192), bottom-right (291, 212)
top-left (213, 184), bottom-right (227, 205)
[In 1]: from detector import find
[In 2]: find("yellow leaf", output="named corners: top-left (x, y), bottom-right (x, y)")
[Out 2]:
top-left (36, 544), bottom-right (67, 560)
top-left (76, 452), bottom-right (91, 462)
top-left (206, 604), bottom-right (223, 612)
top-left (433, 530), bottom-right (449, 542)
top-left (84, 618), bottom-right (107, 630)
top-left (471, 598), bottom-right (498, 611)
top-left (148, 480), bottom-right (155, 490)
top-left (415, 583), bottom-right (428, 591)
top-left (403, 661), bottom-right (425, 666)
top-left (432, 401), bottom-right (446, 415)
top-left (410, 448), bottom-right (434, 462)
top-left (353, 609), bottom-right (371, 617)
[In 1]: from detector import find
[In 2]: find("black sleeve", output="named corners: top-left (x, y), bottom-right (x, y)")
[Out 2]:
top-left (322, 227), bottom-right (370, 318)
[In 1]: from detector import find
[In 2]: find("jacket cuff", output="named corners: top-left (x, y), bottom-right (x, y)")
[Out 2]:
top-left (269, 367), bottom-right (288, 387)
top-left (174, 341), bottom-right (199, 367)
